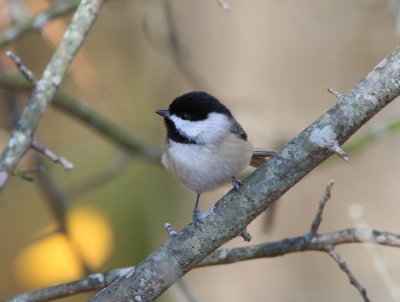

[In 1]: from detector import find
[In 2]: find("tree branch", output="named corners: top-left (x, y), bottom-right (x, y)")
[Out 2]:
top-left (2, 267), bottom-right (134, 302)
top-left (88, 46), bottom-right (400, 301)
top-left (0, 0), bottom-right (105, 192)
top-left (0, 0), bottom-right (81, 48)
top-left (309, 179), bottom-right (334, 237)
top-left (325, 246), bottom-right (370, 302)
top-left (31, 140), bottom-right (74, 171)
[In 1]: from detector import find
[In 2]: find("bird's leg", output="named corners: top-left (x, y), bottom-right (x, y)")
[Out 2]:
top-left (232, 176), bottom-right (243, 192)
top-left (192, 192), bottom-right (203, 228)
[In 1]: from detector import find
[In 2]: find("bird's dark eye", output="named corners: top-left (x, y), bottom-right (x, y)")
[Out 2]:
top-left (180, 112), bottom-right (191, 120)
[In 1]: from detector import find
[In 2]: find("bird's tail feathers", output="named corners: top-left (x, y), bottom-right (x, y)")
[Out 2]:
top-left (250, 148), bottom-right (276, 168)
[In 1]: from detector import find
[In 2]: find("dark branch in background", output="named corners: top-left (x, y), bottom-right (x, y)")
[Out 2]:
top-left (66, 152), bottom-right (131, 199)
top-left (35, 159), bottom-right (92, 275)
top-left (87, 46), bottom-right (400, 301)
top-left (0, 71), bottom-right (161, 163)
top-left (0, 0), bottom-right (81, 48)
top-left (163, 0), bottom-right (209, 88)
top-left (0, 0), bottom-right (104, 192)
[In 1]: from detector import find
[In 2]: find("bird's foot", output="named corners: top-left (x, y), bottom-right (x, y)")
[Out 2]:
top-left (232, 176), bottom-right (255, 202)
top-left (232, 176), bottom-right (244, 193)
top-left (192, 208), bottom-right (203, 230)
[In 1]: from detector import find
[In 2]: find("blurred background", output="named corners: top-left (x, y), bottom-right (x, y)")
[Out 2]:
top-left (1, 0), bottom-right (400, 301)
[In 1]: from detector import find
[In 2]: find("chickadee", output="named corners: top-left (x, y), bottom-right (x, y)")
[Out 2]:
top-left (156, 91), bottom-right (275, 227)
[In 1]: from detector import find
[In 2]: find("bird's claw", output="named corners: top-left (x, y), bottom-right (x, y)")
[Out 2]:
top-left (192, 208), bottom-right (203, 229)
top-left (232, 176), bottom-right (244, 193)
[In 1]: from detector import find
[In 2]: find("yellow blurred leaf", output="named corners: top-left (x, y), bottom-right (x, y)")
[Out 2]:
top-left (14, 206), bottom-right (113, 288)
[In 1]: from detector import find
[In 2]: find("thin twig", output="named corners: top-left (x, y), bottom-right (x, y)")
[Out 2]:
top-left (328, 87), bottom-right (343, 99)
top-left (164, 223), bottom-right (177, 237)
top-left (6, 50), bottom-right (36, 84)
top-left (309, 179), bottom-right (334, 237)
top-left (0, 0), bottom-right (81, 48)
top-left (325, 246), bottom-right (371, 302)
top-left (240, 229), bottom-right (252, 242)
top-left (31, 140), bottom-right (74, 171)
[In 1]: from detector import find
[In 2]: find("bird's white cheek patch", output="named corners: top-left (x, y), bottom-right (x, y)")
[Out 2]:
top-left (170, 113), bottom-right (231, 144)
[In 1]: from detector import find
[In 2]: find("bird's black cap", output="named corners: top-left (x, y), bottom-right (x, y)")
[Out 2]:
top-left (168, 91), bottom-right (232, 121)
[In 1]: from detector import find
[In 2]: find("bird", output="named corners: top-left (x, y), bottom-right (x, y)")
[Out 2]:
top-left (156, 91), bottom-right (275, 227)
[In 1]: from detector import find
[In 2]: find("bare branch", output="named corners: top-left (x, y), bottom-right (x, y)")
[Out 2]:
top-left (6, 50), bottom-right (36, 84)
top-left (325, 246), bottom-right (371, 302)
top-left (31, 140), bottom-right (74, 171)
top-left (198, 228), bottom-right (400, 267)
top-left (2, 267), bottom-right (134, 302)
top-left (309, 179), bottom-right (334, 237)
top-left (0, 0), bottom-right (81, 48)
top-left (328, 87), bottom-right (344, 99)
top-left (0, 0), bottom-right (105, 192)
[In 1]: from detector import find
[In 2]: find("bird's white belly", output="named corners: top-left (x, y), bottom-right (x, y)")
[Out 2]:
top-left (162, 137), bottom-right (252, 193)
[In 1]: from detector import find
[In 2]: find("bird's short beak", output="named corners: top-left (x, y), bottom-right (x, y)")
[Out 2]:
top-left (155, 109), bottom-right (170, 118)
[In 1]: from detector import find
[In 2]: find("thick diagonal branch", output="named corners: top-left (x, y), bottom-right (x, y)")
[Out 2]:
top-left (89, 47), bottom-right (400, 301)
